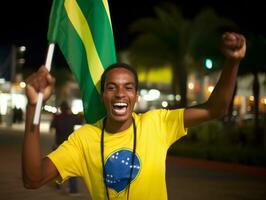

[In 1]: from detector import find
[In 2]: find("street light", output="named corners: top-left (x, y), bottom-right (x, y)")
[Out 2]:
top-left (19, 46), bottom-right (26, 52)
top-left (204, 58), bottom-right (213, 70)
top-left (11, 45), bottom-right (26, 83)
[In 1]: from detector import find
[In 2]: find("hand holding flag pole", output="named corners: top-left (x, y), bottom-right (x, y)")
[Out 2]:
top-left (33, 43), bottom-right (55, 125)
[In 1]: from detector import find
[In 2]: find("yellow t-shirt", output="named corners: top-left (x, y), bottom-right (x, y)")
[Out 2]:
top-left (47, 108), bottom-right (187, 200)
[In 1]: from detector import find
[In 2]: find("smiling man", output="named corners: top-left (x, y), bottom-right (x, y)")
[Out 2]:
top-left (22, 32), bottom-right (246, 200)
top-left (100, 64), bottom-right (139, 132)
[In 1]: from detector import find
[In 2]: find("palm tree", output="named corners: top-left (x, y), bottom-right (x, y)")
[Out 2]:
top-left (129, 2), bottom-right (190, 107)
top-left (188, 8), bottom-right (237, 109)
top-left (129, 2), bottom-right (235, 107)
top-left (240, 34), bottom-right (266, 140)
top-left (188, 8), bottom-right (236, 71)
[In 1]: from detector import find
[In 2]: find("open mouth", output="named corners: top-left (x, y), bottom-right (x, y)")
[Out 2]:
top-left (112, 102), bottom-right (128, 115)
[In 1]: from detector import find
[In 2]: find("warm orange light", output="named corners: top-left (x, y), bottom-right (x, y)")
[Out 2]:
top-left (208, 86), bottom-right (214, 93)
top-left (249, 96), bottom-right (254, 101)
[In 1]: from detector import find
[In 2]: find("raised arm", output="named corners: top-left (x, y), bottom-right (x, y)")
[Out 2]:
top-left (184, 32), bottom-right (246, 128)
top-left (22, 65), bottom-right (59, 189)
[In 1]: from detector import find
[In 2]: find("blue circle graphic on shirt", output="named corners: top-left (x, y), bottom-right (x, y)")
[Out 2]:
top-left (104, 149), bottom-right (140, 193)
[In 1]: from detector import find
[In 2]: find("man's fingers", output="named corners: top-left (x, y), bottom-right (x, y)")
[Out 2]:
top-left (42, 74), bottom-right (55, 100)
top-left (221, 32), bottom-right (246, 60)
top-left (232, 34), bottom-right (245, 49)
top-left (222, 32), bottom-right (245, 50)
top-left (25, 65), bottom-right (54, 93)
top-left (238, 34), bottom-right (246, 49)
top-left (25, 79), bottom-right (39, 105)
top-left (222, 32), bottom-right (236, 41)
top-left (46, 73), bottom-right (56, 87)
top-left (38, 65), bottom-right (48, 74)
top-left (24, 65), bottom-right (55, 105)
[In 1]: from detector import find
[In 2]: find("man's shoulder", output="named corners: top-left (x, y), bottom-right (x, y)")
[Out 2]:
top-left (133, 108), bottom-right (185, 121)
top-left (70, 124), bottom-right (101, 139)
top-left (133, 109), bottom-right (162, 122)
top-left (134, 109), bottom-right (162, 116)
top-left (76, 124), bottom-right (101, 132)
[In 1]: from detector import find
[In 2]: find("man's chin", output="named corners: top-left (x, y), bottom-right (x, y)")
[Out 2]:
top-left (109, 113), bottom-right (130, 123)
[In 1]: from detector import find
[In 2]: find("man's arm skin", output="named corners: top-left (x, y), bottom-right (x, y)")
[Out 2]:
top-left (22, 66), bottom-right (59, 189)
top-left (184, 32), bottom-right (246, 128)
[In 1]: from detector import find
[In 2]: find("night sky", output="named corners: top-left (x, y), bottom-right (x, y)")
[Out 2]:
top-left (0, 0), bottom-right (265, 68)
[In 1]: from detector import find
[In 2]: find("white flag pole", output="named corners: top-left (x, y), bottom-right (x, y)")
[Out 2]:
top-left (33, 43), bottom-right (55, 125)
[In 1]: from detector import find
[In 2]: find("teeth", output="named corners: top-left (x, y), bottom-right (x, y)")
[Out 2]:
top-left (112, 102), bottom-right (127, 115)
top-left (113, 102), bottom-right (127, 106)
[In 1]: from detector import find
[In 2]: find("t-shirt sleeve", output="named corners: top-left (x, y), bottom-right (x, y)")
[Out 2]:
top-left (47, 131), bottom-right (84, 183)
top-left (159, 108), bottom-right (188, 148)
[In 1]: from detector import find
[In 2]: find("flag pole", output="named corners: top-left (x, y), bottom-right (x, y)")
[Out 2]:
top-left (33, 43), bottom-right (55, 125)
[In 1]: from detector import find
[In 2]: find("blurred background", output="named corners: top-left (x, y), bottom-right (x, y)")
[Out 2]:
top-left (0, 0), bottom-right (265, 199)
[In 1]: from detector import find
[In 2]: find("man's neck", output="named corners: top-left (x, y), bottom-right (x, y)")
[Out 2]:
top-left (105, 117), bottom-right (133, 133)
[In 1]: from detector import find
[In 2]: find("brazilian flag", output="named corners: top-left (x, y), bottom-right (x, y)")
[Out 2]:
top-left (47, 0), bottom-right (117, 123)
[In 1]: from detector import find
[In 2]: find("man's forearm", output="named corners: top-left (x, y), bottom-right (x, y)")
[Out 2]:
top-left (22, 104), bottom-right (43, 187)
top-left (207, 59), bottom-right (240, 118)
top-left (184, 32), bottom-right (245, 128)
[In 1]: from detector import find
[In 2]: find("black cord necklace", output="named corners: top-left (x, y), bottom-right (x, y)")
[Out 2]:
top-left (101, 117), bottom-right (137, 200)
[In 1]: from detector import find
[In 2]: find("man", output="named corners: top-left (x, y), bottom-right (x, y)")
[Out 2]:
top-left (22, 32), bottom-right (246, 200)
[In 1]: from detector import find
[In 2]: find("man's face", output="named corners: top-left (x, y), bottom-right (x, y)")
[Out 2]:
top-left (102, 67), bottom-right (138, 123)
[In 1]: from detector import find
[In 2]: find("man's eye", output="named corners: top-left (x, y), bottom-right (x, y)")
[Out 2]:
top-left (126, 86), bottom-right (133, 90)
top-left (125, 84), bottom-right (135, 90)
top-left (107, 86), bottom-right (115, 90)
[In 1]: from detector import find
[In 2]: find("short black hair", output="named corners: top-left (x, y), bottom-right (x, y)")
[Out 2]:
top-left (60, 101), bottom-right (70, 112)
top-left (100, 63), bottom-right (139, 93)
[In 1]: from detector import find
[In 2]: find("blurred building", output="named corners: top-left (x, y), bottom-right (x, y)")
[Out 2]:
top-left (1, 47), bottom-right (265, 126)
top-left (134, 66), bottom-right (266, 119)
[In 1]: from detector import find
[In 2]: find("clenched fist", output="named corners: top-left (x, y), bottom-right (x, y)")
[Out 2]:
top-left (25, 65), bottom-right (55, 105)
top-left (220, 32), bottom-right (246, 61)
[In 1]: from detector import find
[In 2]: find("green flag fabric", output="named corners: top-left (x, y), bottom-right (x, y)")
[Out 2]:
top-left (47, 0), bottom-right (117, 123)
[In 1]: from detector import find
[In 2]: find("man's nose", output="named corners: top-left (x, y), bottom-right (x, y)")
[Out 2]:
top-left (115, 87), bottom-right (125, 97)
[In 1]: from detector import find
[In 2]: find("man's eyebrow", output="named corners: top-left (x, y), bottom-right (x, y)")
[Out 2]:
top-left (106, 81), bottom-right (135, 85)
top-left (125, 82), bottom-right (135, 85)
top-left (106, 82), bottom-right (116, 85)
